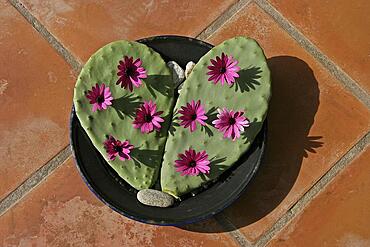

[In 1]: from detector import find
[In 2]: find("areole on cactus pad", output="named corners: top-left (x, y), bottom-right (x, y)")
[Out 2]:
top-left (73, 36), bottom-right (271, 199)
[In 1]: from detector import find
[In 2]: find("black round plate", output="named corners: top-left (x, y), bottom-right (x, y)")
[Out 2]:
top-left (70, 35), bottom-right (267, 226)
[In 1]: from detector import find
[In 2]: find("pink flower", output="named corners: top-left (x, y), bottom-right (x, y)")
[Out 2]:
top-left (212, 108), bottom-right (250, 141)
top-left (103, 136), bottom-right (134, 161)
top-left (178, 100), bottom-right (208, 132)
top-left (207, 53), bottom-right (240, 86)
top-left (175, 148), bottom-right (211, 176)
top-left (116, 56), bottom-right (147, 91)
top-left (133, 100), bottom-right (164, 133)
top-left (86, 83), bottom-right (113, 112)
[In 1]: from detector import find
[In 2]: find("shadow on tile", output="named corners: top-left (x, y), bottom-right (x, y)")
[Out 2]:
top-left (179, 56), bottom-right (323, 233)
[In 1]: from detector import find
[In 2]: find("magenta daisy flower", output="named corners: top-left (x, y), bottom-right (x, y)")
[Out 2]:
top-left (175, 148), bottom-right (211, 176)
top-left (85, 83), bottom-right (113, 112)
top-left (116, 56), bottom-right (147, 91)
top-left (103, 136), bottom-right (134, 161)
top-left (212, 108), bottom-right (250, 141)
top-left (207, 52), bottom-right (240, 86)
top-left (178, 100), bottom-right (208, 132)
top-left (133, 100), bottom-right (164, 133)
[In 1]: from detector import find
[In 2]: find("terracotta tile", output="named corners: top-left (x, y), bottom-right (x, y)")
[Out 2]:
top-left (268, 146), bottom-right (370, 247)
top-left (269, 0), bottom-right (370, 93)
top-left (0, 1), bottom-right (75, 200)
top-left (0, 158), bottom-right (238, 247)
top-left (19, 0), bottom-right (237, 62)
top-left (207, 3), bottom-right (370, 243)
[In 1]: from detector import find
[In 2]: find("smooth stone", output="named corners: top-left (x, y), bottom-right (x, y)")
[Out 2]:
top-left (185, 61), bottom-right (196, 78)
top-left (167, 61), bottom-right (185, 88)
top-left (137, 189), bottom-right (175, 207)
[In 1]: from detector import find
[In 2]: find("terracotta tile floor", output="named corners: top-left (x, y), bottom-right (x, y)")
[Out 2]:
top-left (269, 0), bottom-right (370, 94)
top-left (0, 0), bottom-right (75, 201)
top-left (19, 0), bottom-right (237, 62)
top-left (0, 158), bottom-right (238, 247)
top-left (267, 146), bottom-right (370, 247)
top-left (1, 0), bottom-right (369, 246)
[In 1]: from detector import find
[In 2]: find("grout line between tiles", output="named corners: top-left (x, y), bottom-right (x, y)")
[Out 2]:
top-left (195, 0), bottom-right (252, 40)
top-left (0, 146), bottom-right (72, 217)
top-left (255, 131), bottom-right (370, 247)
top-left (214, 213), bottom-right (253, 247)
top-left (3, 0), bottom-right (80, 216)
top-left (254, 0), bottom-right (370, 109)
top-left (8, 0), bottom-right (83, 73)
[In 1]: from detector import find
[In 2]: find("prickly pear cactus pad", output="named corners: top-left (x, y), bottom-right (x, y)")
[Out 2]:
top-left (161, 37), bottom-right (271, 198)
top-left (74, 40), bottom-right (174, 190)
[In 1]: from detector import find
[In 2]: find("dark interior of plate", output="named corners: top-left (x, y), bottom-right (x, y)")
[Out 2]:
top-left (70, 35), bottom-right (267, 226)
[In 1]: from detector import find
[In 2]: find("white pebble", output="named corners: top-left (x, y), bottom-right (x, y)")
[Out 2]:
top-left (137, 189), bottom-right (175, 207)
top-left (185, 61), bottom-right (196, 78)
top-left (167, 61), bottom-right (185, 88)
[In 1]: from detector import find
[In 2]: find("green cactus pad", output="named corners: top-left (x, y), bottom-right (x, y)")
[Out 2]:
top-left (161, 37), bottom-right (271, 197)
top-left (74, 40), bottom-right (174, 190)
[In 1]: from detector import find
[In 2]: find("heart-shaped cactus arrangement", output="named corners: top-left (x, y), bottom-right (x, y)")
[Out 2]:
top-left (74, 37), bottom-right (271, 206)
